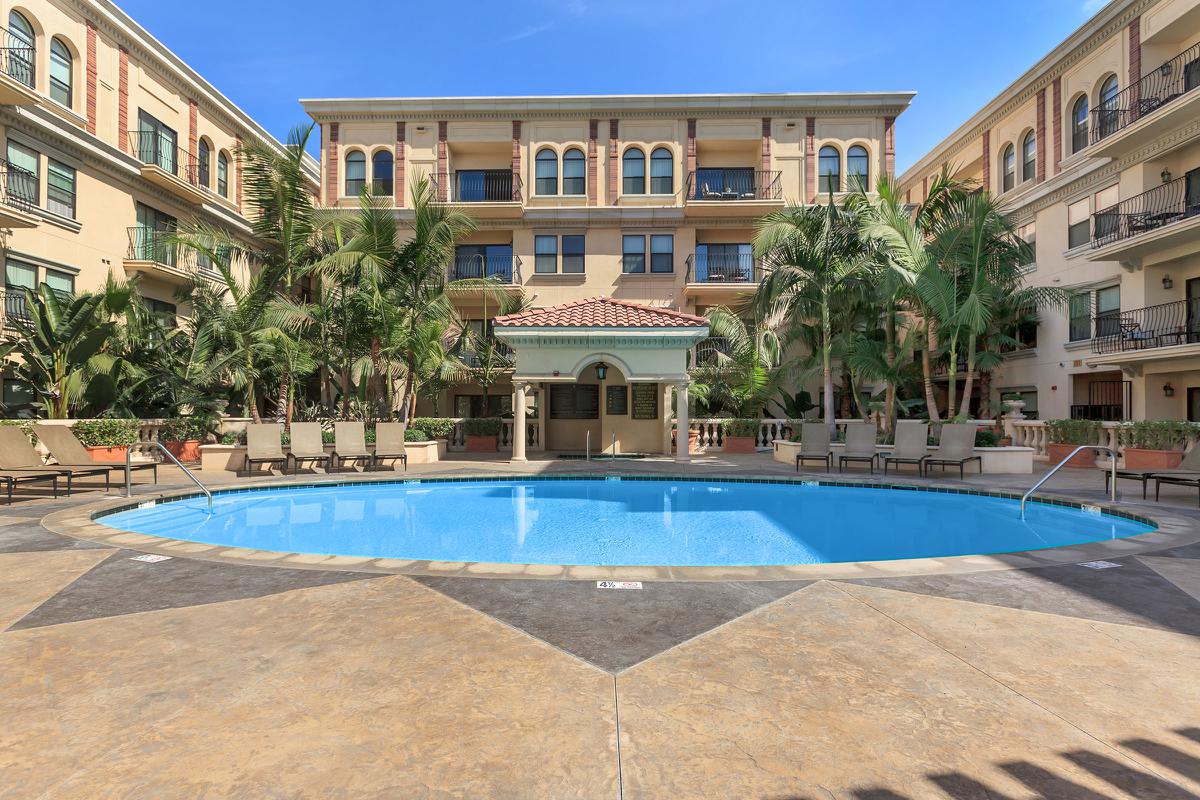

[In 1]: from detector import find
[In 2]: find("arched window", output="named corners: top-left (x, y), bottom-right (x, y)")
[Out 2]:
top-left (846, 145), bottom-right (869, 191)
top-left (1071, 95), bottom-right (1089, 154)
top-left (7, 12), bottom-right (35, 88)
top-left (622, 148), bottom-right (645, 194)
top-left (818, 146), bottom-right (841, 194)
top-left (1099, 74), bottom-right (1120, 106)
top-left (650, 147), bottom-right (673, 194)
top-left (217, 151), bottom-right (230, 197)
top-left (343, 150), bottom-right (364, 196)
top-left (1021, 131), bottom-right (1036, 182)
top-left (1095, 75), bottom-right (1120, 140)
top-left (562, 147), bottom-right (585, 195)
top-left (372, 150), bottom-right (393, 196)
top-left (49, 38), bottom-right (71, 107)
top-left (198, 139), bottom-right (210, 188)
top-left (535, 148), bottom-right (557, 195)
top-left (1001, 144), bottom-right (1015, 193)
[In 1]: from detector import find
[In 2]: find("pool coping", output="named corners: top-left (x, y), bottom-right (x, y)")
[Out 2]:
top-left (39, 472), bottom-right (1200, 582)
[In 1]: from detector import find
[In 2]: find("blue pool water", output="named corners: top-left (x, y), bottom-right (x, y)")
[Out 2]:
top-left (97, 478), bottom-right (1155, 567)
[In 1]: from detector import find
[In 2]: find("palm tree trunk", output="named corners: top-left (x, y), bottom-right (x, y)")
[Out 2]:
top-left (978, 368), bottom-right (993, 419)
top-left (275, 371), bottom-right (290, 426)
top-left (958, 335), bottom-right (977, 418)
top-left (921, 322), bottom-right (940, 422)
top-left (821, 304), bottom-right (836, 435)
top-left (883, 306), bottom-right (897, 432)
top-left (946, 338), bottom-right (958, 419)
top-left (850, 372), bottom-right (870, 420)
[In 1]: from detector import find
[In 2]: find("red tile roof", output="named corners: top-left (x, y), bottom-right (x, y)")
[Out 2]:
top-left (493, 296), bottom-right (708, 328)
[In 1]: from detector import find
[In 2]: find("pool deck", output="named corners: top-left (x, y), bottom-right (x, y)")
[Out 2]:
top-left (3, 454), bottom-right (1200, 798)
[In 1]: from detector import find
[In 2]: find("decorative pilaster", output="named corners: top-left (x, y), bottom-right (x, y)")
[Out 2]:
top-left (883, 116), bottom-right (896, 178)
top-left (85, 21), bottom-right (97, 135)
top-left (608, 119), bottom-right (619, 204)
top-left (326, 123), bottom-right (339, 205)
top-left (981, 129), bottom-right (991, 193)
top-left (1129, 16), bottom-right (1142, 114)
top-left (805, 118), bottom-right (816, 202)
top-left (235, 134), bottom-right (243, 211)
top-left (437, 121), bottom-right (448, 201)
top-left (395, 122), bottom-right (405, 205)
top-left (117, 46), bottom-right (128, 152)
top-left (188, 100), bottom-right (198, 184)
top-left (511, 120), bottom-right (521, 202)
top-left (686, 119), bottom-right (697, 199)
top-left (587, 119), bottom-right (598, 206)
top-left (1036, 88), bottom-right (1047, 183)
top-left (1052, 76), bottom-right (1063, 175)
top-left (761, 117), bottom-right (771, 176)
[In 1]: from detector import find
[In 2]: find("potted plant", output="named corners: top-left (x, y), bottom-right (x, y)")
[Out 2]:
top-left (1044, 419), bottom-right (1102, 467)
top-left (1001, 393), bottom-right (1027, 420)
top-left (413, 417), bottom-right (455, 458)
top-left (159, 417), bottom-right (212, 463)
top-left (1119, 420), bottom-right (1197, 470)
top-left (71, 419), bottom-right (141, 463)
top-left (463, 417), bottom-right (501, 452)
top-left (723, 418), bottom-right (761, 454)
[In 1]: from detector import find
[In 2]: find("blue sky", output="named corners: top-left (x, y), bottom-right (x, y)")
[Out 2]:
top-left (119, 0), bottom-right (1103, 174)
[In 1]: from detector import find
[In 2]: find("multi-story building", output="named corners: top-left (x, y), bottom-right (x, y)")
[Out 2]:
top-left (302, 92), bottom-right (913, 434)
top-left (0, 0), bottom-right (318, 409)
top-left (899, 0), bottom-right (1200, 423)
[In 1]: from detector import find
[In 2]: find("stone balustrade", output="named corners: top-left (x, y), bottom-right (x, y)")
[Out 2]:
top-left (687, 418), bottom-right (994, 452)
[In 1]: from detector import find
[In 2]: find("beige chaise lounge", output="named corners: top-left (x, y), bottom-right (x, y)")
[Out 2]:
top-left (1105, 443), bottom-right (1200, 499)
top-left (0, 427), bottom-right (111, 493)
top-left (373, 423), bottom-right (408, 471)
top-left (922, 423), bottom-right (982, 479)
top-left (288, 422), bottom-right (331, 474)
top-left (34, 423), bottom-right (158, 484)
top-left (839, 422), bottom-right (879, 473)
top-left (794, 422), bottom-right (832, 472)
top-left (882, 423), bottom-right (929, 476)
top-left (333, 422), bottom-right (374, 472)
top-left (246, 423), bottom-right (287, 474)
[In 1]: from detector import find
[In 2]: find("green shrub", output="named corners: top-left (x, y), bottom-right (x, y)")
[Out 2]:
top-left (411, 417), bottom-right (455, 439)
top-left (725, 418), bottom-right (761, 438)
top-left (463, 417), bottom-right (501, 436)
top-left (1118, 420), bottom-right (1198, 451)
top-left (404, 428), bottom-right (427, 442)
top-left (159, 417), bottom-right (215, 442)
top-left (220, 431), bottom-right (243, 445)
top-left (1044, 419), bottom-right (1101, 445)
top-left (974, 428), bottom-right (999, 448)
top-left (72, 419), bottom-right (141, 448)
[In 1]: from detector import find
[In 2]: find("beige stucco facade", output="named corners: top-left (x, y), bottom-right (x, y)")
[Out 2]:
top-left (899, 0), bottom-right (1200, 423)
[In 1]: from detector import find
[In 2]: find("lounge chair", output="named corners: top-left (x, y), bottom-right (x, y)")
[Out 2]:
top-left (1104, 444), bottom-right (1200, 499)
top-left (882, 423), bottom-right (929, 476)
top-left (1155, 473), bottom-right (1200, 506)
top-left (794, 422), bottom-right (832, 472)
top-left (333, 422), bottom-right (374, 472)
top-left (0, 427), bottom-right (111, 493)
top-left (288, 422), bottom-right (330, 474)
top-left (373, 423), bottom-right (408, 471)
top-left (923, 423), bottom-right (982, 479)
top-left (246, 423), bottom-right (287, 474)
top-left (839, 422), bottom-right (879, 473)
top-left (0, 469), bottom-right (62, 503)
top-left (34, 423), bottom-right (159, 484)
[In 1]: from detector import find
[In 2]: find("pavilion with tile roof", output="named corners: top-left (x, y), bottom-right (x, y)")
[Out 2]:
top-left (493, 297), bottom-right (709, 462)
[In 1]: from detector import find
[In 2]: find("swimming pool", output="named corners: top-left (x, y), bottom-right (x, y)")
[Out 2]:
top-left (95, 477), bottom-right (1156, 567)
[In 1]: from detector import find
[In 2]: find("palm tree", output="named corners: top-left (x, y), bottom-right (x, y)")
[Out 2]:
top-left (689, 306), bottom-right (783, 418)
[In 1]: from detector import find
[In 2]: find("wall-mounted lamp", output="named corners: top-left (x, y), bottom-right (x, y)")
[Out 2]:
top-left (1164, 382), bottom-right (1176, 397)
top-left (1160, 62), bottom-right (1173, 78)
top-left (594, 362), bottom-right (608, 380)
top-left (1162, 167), bottom-right (1173, 184)
top-left (1163, 275), bottom-right (1174, 290)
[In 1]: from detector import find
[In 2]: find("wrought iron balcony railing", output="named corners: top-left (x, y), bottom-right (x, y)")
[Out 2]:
top-left (1090, 42), bottom-right (1200, 144)
top-left (685, 252), bottom-right (761, 283)
top-left (432, 170), bottom-right (521, 203)
top-left (1090, 297), bottom-right (1200, 354)
top-left (461, 339), bottom-right (514, 369)
top-left (693, 337), bottom-right (733, 366)
top-left (126, 131), bottom-right (199, 185)
top-left (1091, 172), bottom-right (1200, 248)
top-left (0, 158), bottom-right (36, 213)
top-left (447, 254), bottom-right (521, 284)
top-left (0, 27), bottom-right (33, 88)
top-left (686, 169), bottom-right (781, 201)
top-left (126, 227), bottom-right (199, 273)
top-left (1, 286), bottom-right (32, 329)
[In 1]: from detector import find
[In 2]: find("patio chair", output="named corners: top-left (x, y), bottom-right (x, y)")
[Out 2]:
top-left (882, 423), bottom-right (929, 476)
top-left (839, 422), bottom-right (879, 473)
top-left (923, 423), bottom-right (982, 479)
top-left (34, 424), bottom-right (157, 484)
top-left (0, 470), bottom-right (61, 504)
top-left (794, 422), bottom-right (832, 472)
top-left (1106, 444), bottom-right (1200, 499)
top-left (333, 422), bottom-right (374, 472)
top-left (288, 422), bottom-right (330, 474)
top-left (0, 427), bottom-right (111, 493)
top-left (245, 423), bottom-right (287, 474)
top-left (373, 423), bottom-right (408, 472)
top-left (1155, 473), bottom-right (1200, 506)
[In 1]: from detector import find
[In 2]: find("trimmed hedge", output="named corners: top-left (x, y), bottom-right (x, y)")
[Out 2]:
top-left (463, 417), bottom-right (501, 436)
top-left (72, 419), bottom-right (141, 447)
top-left (159, 417), bottom-right (215, 442)
top-left (411, 417), bottom-right (455, 439)
top-left (404, 428), bottom-right (428, 442)
top-left (724, 418), bottom-right (762, 438)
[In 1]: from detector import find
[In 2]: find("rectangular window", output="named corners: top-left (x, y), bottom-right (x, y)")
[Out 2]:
top-left (2, 379), bottom-right (35, 416)
top-left (650, 234), bottom-right (674, 273)
top-left (1068, 293), bottom-right (1091, 342)
top-left (1017, 222), bottom-right (1036, 266)
top-left (561, 235), bottom-right (585, 274)
top-left (1092, 184), bottom-right (1120, 242)
top-left (136, 110), bottom-right (178, 174)
top-left (534, 235), bottom-right (557, 274)
top-left (622, 235), bottom-right (645, 274)
top-left (46, 159), bottom-right (75, 219)
top-left (145, 297), bottom-right (178, 328)
top-left (6, 140), bottom-right (38, 204)
top-left (5, 258), bottom-right (36, 290)
top-left (1067, 198), bottom-right (1090, 248)
top-left (43, 269), bottom-right (73, 296)
top-left (135, 203), bottom-right (178, 265)
top-left (1095, 285), bottom-right (1120, 338)
top-left (549, 384), bottom-right (600, 419)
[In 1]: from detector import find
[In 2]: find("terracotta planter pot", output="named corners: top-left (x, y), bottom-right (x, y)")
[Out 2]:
top-left (465, 434), bottom-right (498, 453)
top-left (998, 437), bottom-right (1013, 447)
top-left (163, 440), bottom-right (201, 463)
top-left (722, 436), bottom-right (757, 454)
top-left (1047, 442), bottom-right (1096, 468)
top-left (84, 445), bottom-right (129, 463)
top-left (1123, 447), bottom-right (1184, 470)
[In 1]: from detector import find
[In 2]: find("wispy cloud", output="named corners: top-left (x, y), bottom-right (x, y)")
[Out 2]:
top-left (1081, 0), bottom-right (1107, 15)
top-left (500, 21), bottom-right (556, 42)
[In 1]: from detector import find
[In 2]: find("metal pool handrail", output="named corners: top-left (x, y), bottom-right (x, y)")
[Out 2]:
top-left (1020, 445), bottom-right (1116, 520)
top-left (585, 430), bottom-right (591, 462)
top-left (126, 442), bottom-right (213, 513)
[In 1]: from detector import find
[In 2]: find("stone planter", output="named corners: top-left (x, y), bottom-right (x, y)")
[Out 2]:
top-left (404, 441), bottom-right (440, 465)
top-left (84, 445), bottom-right (129, 463)
top-left (465, 435), bottom-right (498, 453)
top-left (434, 438), bottom-right (449, 459)
top-left (1047, 442), bottom-right (1097, 468)
top-left (162, 439), bottom-right (201, 463)
top-left (1123, 447), bottom-right (1184, 470)
top-left (722, 436), bottom-right (758, 454)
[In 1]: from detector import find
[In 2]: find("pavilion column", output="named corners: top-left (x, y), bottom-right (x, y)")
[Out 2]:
top-left (511, 381), bottom-right (527, 462)
top-left (662, 383), bottom-right (675, 455)
top-left (675, 381), bottom-right (691, 463)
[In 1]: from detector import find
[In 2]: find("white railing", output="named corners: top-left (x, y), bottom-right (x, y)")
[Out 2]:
top-left (445, 418), bottom-right (540, 451)
top-left (1005, 419), bottom-right (1200, 460)
top-left (686, 417), bottom-right (994, 451)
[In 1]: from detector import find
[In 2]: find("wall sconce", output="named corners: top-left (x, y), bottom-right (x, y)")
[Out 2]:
top-left (594, 362), bottom-right (608, 380)
top-left (1163, 275), bottom-right (1174, 290)
top-left (1160, 62), bottom-right (1173, 78)
top-left (1164, 382), bottom-right (1176, 397)
top-left (1162, 167), bottom-right (1172, 184)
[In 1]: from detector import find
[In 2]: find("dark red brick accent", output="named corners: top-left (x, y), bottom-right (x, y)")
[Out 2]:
top-left (188, 100), bottom-right (198, 184)
top-left (686, 119), bottom-right (697, 195)
top-left (511, 120), bottom-right (521, 202)
top-left (883, 115), bottom-right (896, 178)
top-left (1052, 76), bottom-right (1062, 175)
top-left (805, 118), bottom-right (816, 202)
top-left (981, 129), bottom-right (991, 193)
top-left (117, 47), bottom-right (128, 153)
top-left (761, 118), bottom-right (771, 175)
top-left (85, 21), bottom-right (97, 135)
top-left (235, 134), bottom-right (243, 210)
top-left (395, 122), bottom-right (405, 205)
top-left (608, 119), bottom-right (618, 204)
top-left (437, 121), bottom-right (448, 201)
top-left (1036, 88), bottom-right (1047, 183)
top-left (921, 175), bottom-right (928, 201)
top-left (326, 123), bottom-right (339, 205)
top-left (588, 119), bottom-right (598, 206)
top-left (1129, 17), bottom-right (1141, 112)
top-left (905, 189), bottom-right (911, 204)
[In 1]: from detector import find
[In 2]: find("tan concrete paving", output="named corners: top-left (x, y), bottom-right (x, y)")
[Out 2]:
top-left (0, 549), bottom-right (114, 630)
top-left (1139, 555), bottom-right (1200, 603)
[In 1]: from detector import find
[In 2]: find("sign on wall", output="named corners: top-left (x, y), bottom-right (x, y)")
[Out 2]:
top-left (631, 383), bottom-right (659, 420)
top-left (606, 386), bottom-right (628, 415)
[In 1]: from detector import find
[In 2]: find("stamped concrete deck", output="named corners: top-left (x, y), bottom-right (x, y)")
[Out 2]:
top-left (2, 454), bottom-right (1200, 798)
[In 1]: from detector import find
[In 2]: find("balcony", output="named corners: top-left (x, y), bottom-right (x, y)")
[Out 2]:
top-left (1087, 172), bottom-right (1200, 265)
top-left (126, 131), bottom-right (207, 205)
top-left (685, 169), bottom-right (782, 216)
top-left (1084, 297), bottom-right (1200, 371)
top-left (123, 227), bottom-right (215, 285)
top-left (1087, 42), bottom-right (1200, 159)
top-left (446, 253), bottom-right (523, 299)
top-left (683, 251), bottom-right (761, 299)
top-left (0, 158), bottom-right (39, 228)
top-left (0, 33), bottom-right (38, 105)
top-left (0, 286), bottom-right (32, 329)
top-left (432, 170), bottom-right (522, 217)
top-left (461, 339), bottom-right (514, 370)
top-left (693, 337), bottom-right (733, 366)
